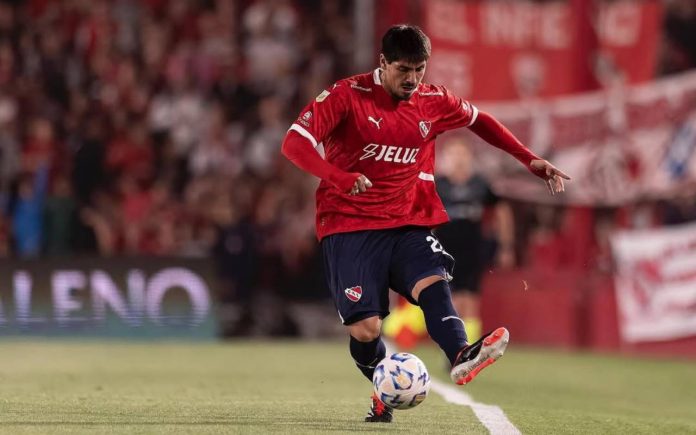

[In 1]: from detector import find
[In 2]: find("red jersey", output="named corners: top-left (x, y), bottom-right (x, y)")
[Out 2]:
top-left (290, 69), bottom-right (478, 240)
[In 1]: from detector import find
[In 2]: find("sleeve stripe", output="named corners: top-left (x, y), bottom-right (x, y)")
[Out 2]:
top-left (467, 105), bottom-right (479, 127)
top-left (418, 171), bottom-right (435, 182)
top-left (288, 123), bottom-right (319, 148)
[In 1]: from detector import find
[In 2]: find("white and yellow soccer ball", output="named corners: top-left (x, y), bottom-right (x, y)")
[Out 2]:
top-left (372, 352), bottom-right (431, 410)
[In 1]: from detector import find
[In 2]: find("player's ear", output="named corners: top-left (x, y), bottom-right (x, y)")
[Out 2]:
top-left (379, 54), bottom-right (387, 70)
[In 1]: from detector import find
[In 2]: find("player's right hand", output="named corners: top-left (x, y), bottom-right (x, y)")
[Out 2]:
top-left (529, 159), bottom-right (570, 195)
top-left (349, 174), bottom-right (373, 196)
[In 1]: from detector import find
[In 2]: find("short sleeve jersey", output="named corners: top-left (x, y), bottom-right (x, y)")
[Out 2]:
top-left (289, 69), bottom-right (478, 240)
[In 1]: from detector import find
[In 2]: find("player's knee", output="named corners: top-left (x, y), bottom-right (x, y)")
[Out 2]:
top-left (411, 275), bottom-right (446, 302)
top-left (348, 316), bottom-right (382, 342)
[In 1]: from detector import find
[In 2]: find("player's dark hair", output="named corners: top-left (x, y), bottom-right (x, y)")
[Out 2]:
top-left (381, 24), bottom-right (431, 64)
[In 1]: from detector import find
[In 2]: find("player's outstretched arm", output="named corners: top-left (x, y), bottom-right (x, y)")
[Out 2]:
top-left (469, 111), bottom-right (570, 195)
top-left (281, 130), bottom-right (372, 194)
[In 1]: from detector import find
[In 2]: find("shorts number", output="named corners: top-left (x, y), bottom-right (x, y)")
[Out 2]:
top-left (426, 236), bottom-right (445, 254)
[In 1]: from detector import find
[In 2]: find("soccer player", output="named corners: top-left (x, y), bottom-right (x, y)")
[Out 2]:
top-left (281, 24), bottom-right (570, 423)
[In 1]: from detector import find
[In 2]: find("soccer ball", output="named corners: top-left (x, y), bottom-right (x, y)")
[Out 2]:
top-left (372, 352), bottom-right (431, 410)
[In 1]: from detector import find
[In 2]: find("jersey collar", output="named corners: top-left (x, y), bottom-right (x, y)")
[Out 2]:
top-left (373, 68), bottom-right (381, 85)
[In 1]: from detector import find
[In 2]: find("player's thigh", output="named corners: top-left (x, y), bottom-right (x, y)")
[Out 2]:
top-left (388, 227), bottom-right (455, 304)
top-left (321, 230), bottom-right (393, 325)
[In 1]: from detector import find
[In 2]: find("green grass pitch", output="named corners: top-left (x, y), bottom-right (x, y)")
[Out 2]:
top-left (0, 340), bottom-right (694, 434)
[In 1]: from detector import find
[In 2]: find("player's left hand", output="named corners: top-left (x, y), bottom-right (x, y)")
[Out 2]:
top-left (349, 174), bottom-right (373, 196)
top-left (530, 159), bottom-right (571, 195)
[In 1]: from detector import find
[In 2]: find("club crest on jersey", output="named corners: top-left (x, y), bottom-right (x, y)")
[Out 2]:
top-left (344, 286), bottom-right (362, 302)
top-left (419, 120), bottom-right (432, 138)
top-left (316, 90), bottom-right (330, 102)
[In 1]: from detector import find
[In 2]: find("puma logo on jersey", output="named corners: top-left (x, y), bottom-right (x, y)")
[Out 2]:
top-left (368, 116), bottom-right (383, 129)
top-left (360, 143), bottom-right (419, 164)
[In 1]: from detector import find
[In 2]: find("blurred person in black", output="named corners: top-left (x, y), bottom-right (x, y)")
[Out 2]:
top-left (43, 173), bottom-right (78, 255)
top-left (435, 138), bottom-right (515, 342)
top-left (210, 177), bottom-right (257, 336)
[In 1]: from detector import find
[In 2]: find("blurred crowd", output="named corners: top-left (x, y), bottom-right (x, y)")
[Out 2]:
top-left (0, 0), bottom-right (353, 308)
top-left (509, 0), bottom-right (696, 275)
top-left (0, 0), bottom-right (695, 317)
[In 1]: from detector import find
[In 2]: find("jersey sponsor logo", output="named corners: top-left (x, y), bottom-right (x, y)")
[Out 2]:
top-left (360, 143), bottom-right (419, 164)
top-left (368, 116), bottom-right (383, 129)
top-left (316, 90), bottom-right (330, 102)
top-left (351, 84), bottom-right (372, 92)
top-left (344, 286), bottom-right (362, 302)
top-left (419, 120), bottom-right (432, 138)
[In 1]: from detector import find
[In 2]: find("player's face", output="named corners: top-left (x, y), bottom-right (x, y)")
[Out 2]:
top-left (379, 55), bottom-right (426, 101)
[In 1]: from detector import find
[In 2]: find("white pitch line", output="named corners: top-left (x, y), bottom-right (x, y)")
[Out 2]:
top-left (430, 378), bottom-right (521, 435)
top-left (385, 342), bottom-right (520, 434)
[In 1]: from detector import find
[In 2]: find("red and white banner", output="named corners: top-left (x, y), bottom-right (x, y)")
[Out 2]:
top-left (611, 223), bottom-right (696, 342)
top-left (423, 0), bottom-right (662, 100)
top-left (455, 70), bottom-right (696, 206)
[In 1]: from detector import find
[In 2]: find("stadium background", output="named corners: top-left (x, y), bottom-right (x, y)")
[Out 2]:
top-left (1, 0), bottom-right (696, 355)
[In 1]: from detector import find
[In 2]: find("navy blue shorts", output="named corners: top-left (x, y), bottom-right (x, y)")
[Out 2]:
top-left (321, 226), bottom-right (455, 325)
